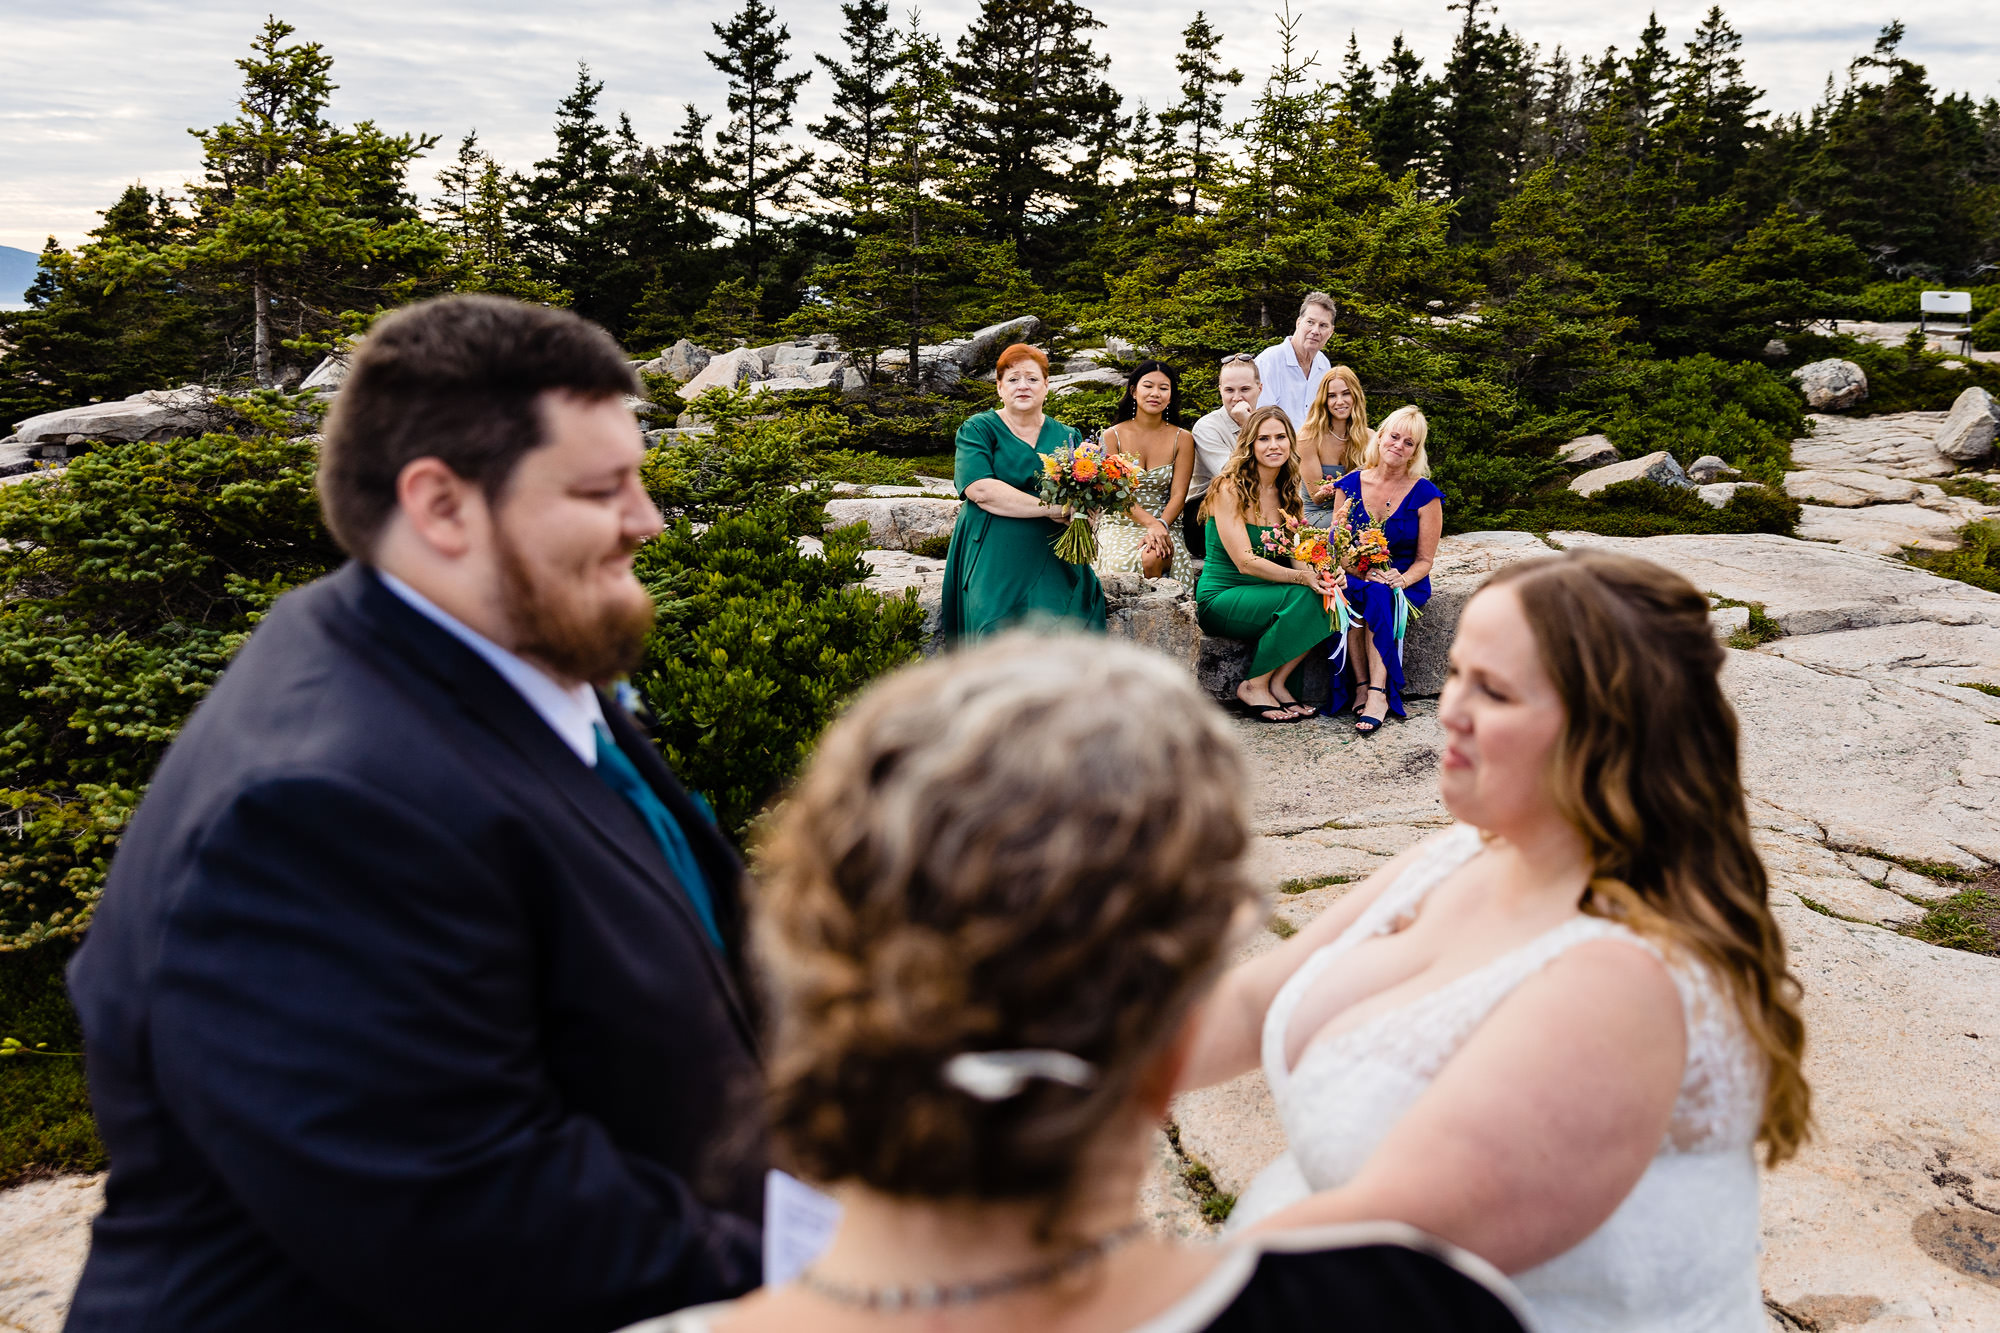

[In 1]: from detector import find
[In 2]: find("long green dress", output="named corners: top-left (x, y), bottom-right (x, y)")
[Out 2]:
top-left (941, 410), bottom-right (1109, 643)
top-left (1195, 517), bottom-right (1334, 677)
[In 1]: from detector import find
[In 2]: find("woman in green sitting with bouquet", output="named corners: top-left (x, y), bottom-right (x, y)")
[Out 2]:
top-left (1196, 406), bottom-right (1344, 724)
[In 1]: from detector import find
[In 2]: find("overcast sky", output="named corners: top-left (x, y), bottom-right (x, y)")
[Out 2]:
top-left (4, 0), bottom-right (1996, 253)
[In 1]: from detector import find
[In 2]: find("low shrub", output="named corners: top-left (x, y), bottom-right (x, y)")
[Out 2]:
top-left (1584, 355), bottom-right (1803, 484)
top-left (1973, 308), bottom-right (2000, 353)
top-left (0, 943), bottom-right (102, 1186)
top-left (1471, 478), bottom-right (1801, 540)
top-left (1847, 280), bottom-right (2000, 324)
top-left (1904, 520), bottom-right (2000, 593)
top-left (1045, 385), bottom-right (1126, 438)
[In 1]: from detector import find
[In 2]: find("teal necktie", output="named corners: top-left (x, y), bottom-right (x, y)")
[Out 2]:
top-left (592, 723), bottom-right (723, 951)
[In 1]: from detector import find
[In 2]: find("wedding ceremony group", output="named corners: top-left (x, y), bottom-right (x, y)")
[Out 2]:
top-left (945, 291), bottom-right (1443, 735)
top-left (45, 292), bottom-right (1802, 1333)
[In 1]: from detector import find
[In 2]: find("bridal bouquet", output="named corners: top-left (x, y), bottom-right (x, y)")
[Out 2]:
top-left (1038, 437), bottom-right (1143, 564)
top-left (1343, 514), bottom-right (1421, 638)
top-left (1260, 515), bottom-right (1351, 633)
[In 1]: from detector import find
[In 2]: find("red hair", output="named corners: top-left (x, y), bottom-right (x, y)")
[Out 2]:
top-left (994, 343), bottom-right (1049, 377)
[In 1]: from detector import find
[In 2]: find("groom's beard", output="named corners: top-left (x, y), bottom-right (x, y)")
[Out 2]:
top-left (495, 525), bottom-right (656, 687)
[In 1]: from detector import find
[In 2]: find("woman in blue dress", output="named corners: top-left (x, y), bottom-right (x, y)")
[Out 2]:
top-left (1329, 406), bottom-right (1443, 734)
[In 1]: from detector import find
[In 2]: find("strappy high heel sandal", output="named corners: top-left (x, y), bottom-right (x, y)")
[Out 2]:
top-left (1354, 686), bottom-right (1388, 735)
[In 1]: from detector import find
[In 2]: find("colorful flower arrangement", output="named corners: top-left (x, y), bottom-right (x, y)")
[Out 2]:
top-left (1038, 437), bottom-right (1144, 564)
top-left (1259, 513), bottom-right (1352, 633)
top-left (1344, 512), bottom-right (1422, 638)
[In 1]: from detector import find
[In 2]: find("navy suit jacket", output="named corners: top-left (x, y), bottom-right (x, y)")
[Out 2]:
top-left (65, 563), bottom-right (766, 1332)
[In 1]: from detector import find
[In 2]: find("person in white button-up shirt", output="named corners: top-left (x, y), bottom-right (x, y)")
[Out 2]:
top-left (1254, 292), bottom-right (1337, 432)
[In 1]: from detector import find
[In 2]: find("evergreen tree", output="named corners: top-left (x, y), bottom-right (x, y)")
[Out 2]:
top-left (1339, 33), bottom-right (1378, 120)
top-left (432, 133), bottom-right (564, 302)
top-left (1434, 0), bottom-right (1519, 239)
top-left (1159, 12), bottom-right (1243, 215)
top-left (1793, 23), bottom-right (1972, 275)
top-left (948, 0), bottom-right (1120, 255)
top-left (1370, 36), bottom-right (1442, 187)
top-left (706, 0), bottom-right (813, 284)
top-left (0, 192), bottom-right (211, 423)
top-left (1658, 7), bottom-right (1764, 203)
top-left (810, 0), bottom-right (899, 222)
top-left (800, 27), bottom-right (1040, 382)
top-left (127, 18), bottom-right (448, 386)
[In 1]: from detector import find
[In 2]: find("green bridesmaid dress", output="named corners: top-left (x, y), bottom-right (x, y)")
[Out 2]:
top-left (940, 410), bottom-right (1109, 644)
top-left (1195, 517), bottom-right (1333, 677)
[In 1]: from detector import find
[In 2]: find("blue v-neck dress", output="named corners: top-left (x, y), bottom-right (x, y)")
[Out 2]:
top-left (1329, 472), bottom-right (1443, 719)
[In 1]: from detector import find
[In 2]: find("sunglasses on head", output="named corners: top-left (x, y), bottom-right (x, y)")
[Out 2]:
top-left (1218, 353), bottom-right (1257, 367)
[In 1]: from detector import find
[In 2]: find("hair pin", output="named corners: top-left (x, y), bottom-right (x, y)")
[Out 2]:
top-left (942, 1050), bottom-right (1096, 1101)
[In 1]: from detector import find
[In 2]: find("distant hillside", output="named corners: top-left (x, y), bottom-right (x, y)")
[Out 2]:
top-left (0, 245), bottom-right (40, 308)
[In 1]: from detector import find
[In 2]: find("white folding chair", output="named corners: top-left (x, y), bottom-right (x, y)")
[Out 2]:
top-left (1920, 290), bottom-right (1974, 355)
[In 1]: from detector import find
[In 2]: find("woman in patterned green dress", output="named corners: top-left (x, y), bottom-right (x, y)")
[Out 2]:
top-left (940, 344), bottom-right (1108, 643)
top-left (1093, 361), bottom-right (1195, 581)
top-left (1195, 406), bottom-right (1342, 723)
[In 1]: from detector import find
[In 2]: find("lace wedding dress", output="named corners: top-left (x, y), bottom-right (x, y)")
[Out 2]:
top-left (1230, 824), bottom-right (1768, 1333)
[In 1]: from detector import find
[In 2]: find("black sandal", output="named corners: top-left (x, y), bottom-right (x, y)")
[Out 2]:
top-left (1270, 692), bottom-right (1318, 718)
top-left (1354, 687), bottom-right (1388, 735)
top-left (1231, 693), bottom-right (1304, 725)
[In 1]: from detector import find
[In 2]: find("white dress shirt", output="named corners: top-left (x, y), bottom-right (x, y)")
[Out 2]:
top-left (377, 569), bottom-right (605, 768)
top-left (1189, 407), bottom-right (1242, 500)
top-left (1254, 339), bottom-right (1332, 434)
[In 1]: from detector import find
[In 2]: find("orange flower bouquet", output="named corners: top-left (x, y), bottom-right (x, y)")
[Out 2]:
top-left (1037, 437), bottom-right (1144, 564)
top-left (1265, 516), bottom-right (1351, 633)
top-left (1340, 513), bottom-right (1422, 638)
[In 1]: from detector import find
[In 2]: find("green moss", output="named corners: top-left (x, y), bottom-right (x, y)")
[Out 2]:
top-left (1957, 682), bottom-right (2000, 699)
top-left (1847, 848), bottom-right (1981, 885)
top-left (1278, 872), bottom-right (1355, 895)
top-left (1899, 888), bottom-right (1999, 956)
top-left (1939, 476), bottom-right (2000, 507)
top-left (1163, 1121), bottom-right (1237, 1225)
top-left (1268, 916), bottom-right (1298, 939)
top-left (912, 533), bottom-right (952, 558)
top-left (1795, 894), bottom-right (1870, 926)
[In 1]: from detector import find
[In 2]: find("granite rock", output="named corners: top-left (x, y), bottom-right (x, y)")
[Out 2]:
top-left (1569, 450), bottom-right (1694, 496)
top-left (1783, 470), bottom-right (1929, 507)
top-left (1792, 358), bottom-right (1870, 411)
top-left (13, 386), bottom-right (221, 445)
top-left (637, 338), bottom-right (711, 383)
top-left (1791, 412), bottom-right (1956, 480)
top-left (1697, 481), bottom-right (1766, 508)
top-left (1558, 434), bottom-right (1621, 467)
top-left (822, 497), bottom-right (960, 552)
top-left (1687, 455), bottom-right (1741, 483)
top-left (1933, 386), bottom-right (1999, 463)
top-left (676, 346), bottom-right (767, 399)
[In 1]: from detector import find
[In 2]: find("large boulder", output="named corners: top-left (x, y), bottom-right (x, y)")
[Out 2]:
top-left (1568, 450), bottom-right (1694, 496)
top-left (1557, 434), bottom-right (1620, 468)
top-left (1695, 481), bottom-right (1764, 508)
top-left (954, 315), bottom-right (1042, 372)
top-left (638, 339), bottom-right (711, 383)
top-left (768, 342), bottom-right (838, 373)
top-left (1795, 501), bottom-right (1982, 553)
top-left (1934, 385), bottom-right (1999, 463)
top-left (13, 386), bottom-right (221, 446)
top-left (298, 353), bottom-right (349, 393)
top-left (1791, 358), bottom-right (1869, 411)
top-left (822, 497), bottom-right (961, 552)
top-left (1685, 455), bottom-right (1739, 483)
top-left (1048, 366), bottom-right (1129, 395)
top-left (1101, 573), bottom-right (1203, 673)
top-left (677, 347), bottom-right (767, 400)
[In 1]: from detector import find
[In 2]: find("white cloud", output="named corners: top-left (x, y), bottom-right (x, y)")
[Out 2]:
top-left (2, 0), bottom-right (1995, 250)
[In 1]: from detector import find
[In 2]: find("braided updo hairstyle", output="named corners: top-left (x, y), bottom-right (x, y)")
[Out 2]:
top-left (755, 633), bottom-right (1258, 1203)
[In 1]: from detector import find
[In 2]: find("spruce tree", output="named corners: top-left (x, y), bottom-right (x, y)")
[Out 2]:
top-left (432, 133), bottom-right (564, 302)
top-left (136, 18), bottom-right (448, 386)
top-left (1160, 12), bottom-right (1243, 215)
top-left (810, 0), bottom-right (899, 222)
top-left (1371, 36), bottom-right (1442, 187)
top-left (1658, 7), bottom-right (1763, 202)
top-left (948, 0), bottom-right (1120, 254)
top-left (800, 27), bottom-right (1039, 382)
top-left (706, 0), bottom-right (813, 284)
top-left (1434, 0), bottom-right (1518, 238)
top-left (1339, 33), bottom-right (1378, 120)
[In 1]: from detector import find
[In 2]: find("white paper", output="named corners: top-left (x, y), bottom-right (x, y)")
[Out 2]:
top-left (763, 1169), bottom-right (843, 1287)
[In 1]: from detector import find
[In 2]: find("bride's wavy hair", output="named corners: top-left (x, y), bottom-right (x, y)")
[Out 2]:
top-left (1197, 405), bottom-right (1305, 526)
top-left (1482, 550), bottom-right (1811, 1165)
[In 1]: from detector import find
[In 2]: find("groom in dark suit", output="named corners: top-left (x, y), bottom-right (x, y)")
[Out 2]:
top-left (65, 295), bottom-right (764, 1332)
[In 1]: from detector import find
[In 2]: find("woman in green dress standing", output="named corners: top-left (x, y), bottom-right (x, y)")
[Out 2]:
top-left (1196, 406), bottom-right (1342, 723)
top-left (941, 343), bottom-right (1108, 643)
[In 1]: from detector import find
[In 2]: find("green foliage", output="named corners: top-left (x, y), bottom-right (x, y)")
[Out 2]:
top-left (706, 0), bottom-right (814, 284)
top-left (1044, 385), bottom-right (1125, 438)
top-left (692, 277), bottom-right (767, 348)
top-left (0, 409), bottom-right (339, 949)
top-left (804, 450), bottom-right (916, 486)
top-left (1849, 280), bottom-right (2000, 323)
top-left (1972, 308), bottom-right (2000, 353)
top-left (1904, 520), bottom-right (2000, 593)
top-left (1589, 355), bottom-right (1803, 483)
top-left (1790, 333), bottom-right (2000, 414)
top-left (632, 402), bottom-right (927, 839)
top-left (1940, 476), bottom-right (2000, 507)
top-left (0, 945), bottom-right (104, 1187)
top-left (1712, 597), bottom-right (1786, 649)
top-left (1474, 479), bottom-right (1801, 541)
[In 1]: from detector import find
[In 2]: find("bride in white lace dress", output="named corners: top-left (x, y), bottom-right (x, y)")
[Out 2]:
top-left (1180, 549), bottom-right (1814, 1333)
